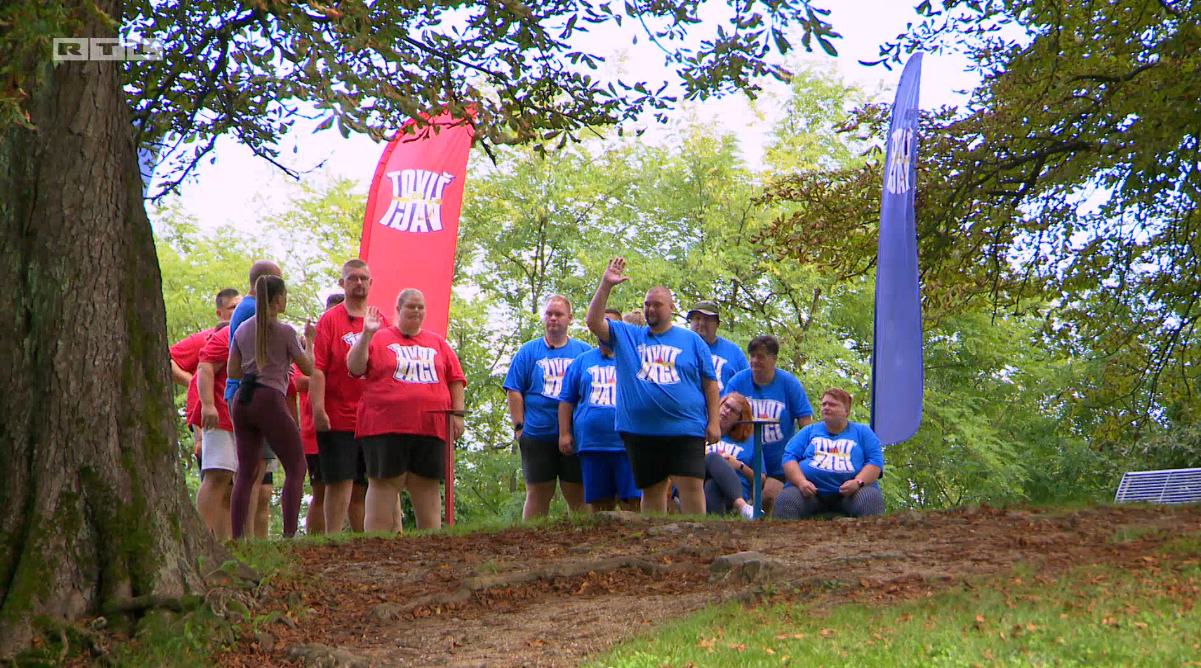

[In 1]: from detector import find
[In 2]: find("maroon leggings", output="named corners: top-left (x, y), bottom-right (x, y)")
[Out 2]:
top-left (231, 386), bottom-right (306, 538)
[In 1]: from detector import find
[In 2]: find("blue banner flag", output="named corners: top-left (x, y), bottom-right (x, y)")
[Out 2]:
top-left (870, 53), bottom-right (924, 447)
top-left (133, 119), bottom-right (161, 199)
top-left (137, 145), bottom-right (158, 199)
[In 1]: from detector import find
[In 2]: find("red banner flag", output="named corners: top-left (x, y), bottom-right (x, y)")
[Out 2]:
top-left (360, 113), bottom-right (475, 336)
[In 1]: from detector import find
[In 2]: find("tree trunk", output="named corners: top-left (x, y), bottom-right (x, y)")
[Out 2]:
top-left (0, 4), bottom-right (225, 657)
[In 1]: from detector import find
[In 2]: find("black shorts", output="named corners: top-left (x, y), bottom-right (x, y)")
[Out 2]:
top-left (306, 454), bottom-right (324, 485)
top-left (360, 434), bottom-right (446, 481)
top-left (619, 433), bottom-right (706, 489)
top-left (316, 431), bottom-right (367, 486)
top-left (770, 474), bottom-right (787, 484)
top-left (519, 434), bottom-right (583, 485)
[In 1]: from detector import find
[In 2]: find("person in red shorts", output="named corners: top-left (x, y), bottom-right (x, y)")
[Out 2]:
top-left (348, 288), bottom-right (466, 531)
top-left (170, 288), bottom-right (240, 473)
top-left (311, 259), bottom-right (384, 533)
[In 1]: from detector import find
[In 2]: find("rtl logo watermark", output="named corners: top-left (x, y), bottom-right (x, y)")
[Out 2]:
top-left (52, 38), bottom-right (164, 62)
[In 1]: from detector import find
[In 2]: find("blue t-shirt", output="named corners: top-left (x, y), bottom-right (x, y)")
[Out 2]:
top-left (707, 436), bottom-right (755, 500)
top-left (708, 336), bottom-right (749, 392)
top-left (223, 296), bottom-right (256, 402)
top-left (559, 349), bottom-right (623, 453)
top-left (606, 320), bottom-right (716, 438)
top-left (724, 368), bottom-right (814, 477)
top-left (783, 422), bottom-right (885, 495)
top-left (503, 337), bottom-right (592, 440)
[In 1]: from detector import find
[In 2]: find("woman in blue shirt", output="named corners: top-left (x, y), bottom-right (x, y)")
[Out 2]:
top-left (703, 392), bottom-right (768, 519)
top-left (774, 388), bottom-right (885, 519)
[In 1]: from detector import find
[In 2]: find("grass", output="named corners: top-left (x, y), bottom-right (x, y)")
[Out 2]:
top-left (586, 537), bottom-right (1201, 668)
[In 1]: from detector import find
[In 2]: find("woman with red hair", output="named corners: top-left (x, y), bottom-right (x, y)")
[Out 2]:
top-left (703, 392), bottom-right (765, 519)
top-left (774, 388), bottom-right (885, 519)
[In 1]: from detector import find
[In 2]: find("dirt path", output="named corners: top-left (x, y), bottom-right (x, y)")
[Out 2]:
top-left (220, 504), bottom-right (1201, 668)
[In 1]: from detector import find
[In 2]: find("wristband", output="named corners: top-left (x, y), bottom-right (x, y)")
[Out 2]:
top-left (513, 422), bottom-right (523, 432)
top-left (856, 479), bottom-right (865, 489)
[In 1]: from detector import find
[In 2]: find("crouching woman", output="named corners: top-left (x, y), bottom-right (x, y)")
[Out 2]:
top-left (773, 388), bottom-right (885, 519)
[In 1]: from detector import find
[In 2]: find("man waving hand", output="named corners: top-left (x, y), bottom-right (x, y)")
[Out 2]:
top-left (585, 257), bottom-right (720, 514)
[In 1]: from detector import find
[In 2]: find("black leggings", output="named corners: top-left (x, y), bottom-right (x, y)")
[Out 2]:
top-left (231, 387), bottom-right (306, 537)
top-left (703, 452), bottom-right (746, 515)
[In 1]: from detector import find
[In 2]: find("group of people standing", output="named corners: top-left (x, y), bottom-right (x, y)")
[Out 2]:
top-left (506, 257), bottom-right (885, 522)
top-left (171, 259), bottom-right (464, 539)
top-left (171, 256), bottom-right (885, 540)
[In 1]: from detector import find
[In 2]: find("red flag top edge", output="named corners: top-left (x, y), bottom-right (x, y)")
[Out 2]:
top-left (360, 111), bottom-right (476, 338)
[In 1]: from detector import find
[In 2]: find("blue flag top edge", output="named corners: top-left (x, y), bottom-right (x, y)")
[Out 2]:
top-left (133, 119), bottom-right (161, 199)
top-left (138, 146), bottom-right (157, 199)
top-left (870, 53), bottom-right (924, 447)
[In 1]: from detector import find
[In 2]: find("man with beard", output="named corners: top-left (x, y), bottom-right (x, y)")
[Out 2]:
top-left (585, 258), bottom-right (720, 514)
top-left (311, 259), bottom-right (382, 533)
top-left (505, 295), bottom-right (592, 519)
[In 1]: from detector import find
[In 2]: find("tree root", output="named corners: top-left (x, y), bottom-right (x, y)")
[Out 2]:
top-left (101, 593), bottom-right (205, 615)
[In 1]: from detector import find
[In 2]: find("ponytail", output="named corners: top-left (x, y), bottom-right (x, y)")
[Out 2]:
top-left (254, 275), bottom-right (286, 367)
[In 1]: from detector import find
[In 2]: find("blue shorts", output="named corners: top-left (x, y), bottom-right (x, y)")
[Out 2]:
top-left (579, 451), bottom-right (642, 504)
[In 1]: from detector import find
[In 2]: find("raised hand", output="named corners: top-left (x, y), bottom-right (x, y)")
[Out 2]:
top-left (304, 318), bottom-right (317, 343)
top-left (363, 305), bottom-right (383, 335)
top-left (600, 257), bottom-right (630, 288)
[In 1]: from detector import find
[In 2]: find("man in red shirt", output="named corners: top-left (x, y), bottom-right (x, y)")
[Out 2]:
top-left (170, 288), bottom-right (241, 471)
top-left (195, 320), bottom-right (239, 539)
top-left (311, 260), bottom-right (382, 533)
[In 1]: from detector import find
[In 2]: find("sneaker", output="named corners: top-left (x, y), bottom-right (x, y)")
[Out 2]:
top-left (740, 504), bottom-right (755, 520)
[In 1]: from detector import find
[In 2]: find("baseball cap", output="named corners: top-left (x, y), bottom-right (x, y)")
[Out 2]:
top-left (687, 300), bottom-right (720, 319)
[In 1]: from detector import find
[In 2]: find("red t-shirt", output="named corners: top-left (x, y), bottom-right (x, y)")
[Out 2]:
top-left (190, 330), bottom-right (234, 431)
top-left (314, 303), bottom-right (388, 433)
top-left (355, 328), bottom-right (466, 441)
top-left (294, 364), bottom-right (318, 455)
top-left (177, 326), bottom-right (227, 436)
top-left (170, 327), bottom-right (215, 374)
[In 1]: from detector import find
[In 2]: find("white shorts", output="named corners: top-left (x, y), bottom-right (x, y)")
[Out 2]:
top-left (201, 429), bottom-right (238, 473)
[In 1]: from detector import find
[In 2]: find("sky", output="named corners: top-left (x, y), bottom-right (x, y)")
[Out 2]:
top-left (156, 0), bottom-right (979, 234)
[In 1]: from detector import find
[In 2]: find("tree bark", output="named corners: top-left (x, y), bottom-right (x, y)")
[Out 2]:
top-left (0, 3), bottom-right (225, 657)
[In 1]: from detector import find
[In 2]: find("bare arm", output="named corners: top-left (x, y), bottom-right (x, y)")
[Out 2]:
top-left (449, 380), bottom-right (466, 441)
top-left (198, 363), bottom-right (217, 409)
top-left (310, 369), bottom-right (330, 431)
top-left (702, 377), bottom-right (721, 444)
top-left (586, 286), bottom-right (614, 345)
top-left (227, 349), bottom-right (243, 380)
top-left (797, 415), bottom-right (814, 428)
top-left (198, 362), bottom-right (220, 431)
top-left (856, 464), bottom-right (882, 486)
top-left (346, 306), bottom-right (382, 377)
top-left (586, 257), bottom-right (630, 345)
top-left (507, 390), bottom-right (525, 440)
top-left (293, 335), bottom-right (315, 377)
top-left (346, 331), bottom-right (374, 376)
top-left (170, 360), bottom-right (193, 388)
top-left (784, 460), bottom-right (818, 497)
top-left (558, 402), bottom-right (575, 455)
